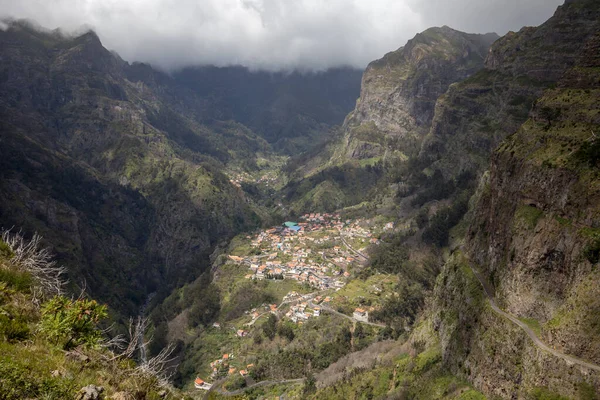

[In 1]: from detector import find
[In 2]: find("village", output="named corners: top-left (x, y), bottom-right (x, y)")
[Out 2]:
top-left (228, 213), bottom-right (380, 291)
top-left (192, 213), bottom-right (385, 391)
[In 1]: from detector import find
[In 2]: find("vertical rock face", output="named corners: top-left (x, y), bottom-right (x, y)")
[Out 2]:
top-left (420, 0), bottom-right (600, 178)
top-left (340, 27), bottom-right (498, 160)
top-left (433, 1), bottom-right (600, 398)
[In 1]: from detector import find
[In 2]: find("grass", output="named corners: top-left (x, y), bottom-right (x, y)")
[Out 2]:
top-left (519, 317), bottom-right (542, 336)
top-left (515, 205), bottom-right (544, 230)
top-left (0, 244), bottom-right (188, 400)
top-left (554, 216), bottom-right (572, 227)
top-left (358, 156), bottom-right (383, 167)
top-left (529, 387), bottom-right (570, 400)
top-left (332, 274), bottom-right (399, 309)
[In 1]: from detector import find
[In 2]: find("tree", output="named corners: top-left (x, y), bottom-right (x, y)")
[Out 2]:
top-left (1, 230), bottom-right (66, 301)
top-left (277, 321), bottom-right (295, 341)
top-left (262, 314), bottom-right (277, 340)
top-left (416, 207), bottom-right (429, 229)
top-left (303, 373), bottom-right (316, 395)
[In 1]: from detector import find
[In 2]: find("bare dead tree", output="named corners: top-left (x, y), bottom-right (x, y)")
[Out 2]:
top-left (104, 316), bottom-right (149, 360)
top-left (134, 342), bottom-right (177, 387)
top-left (103, 316), bottom-right (177, 386)
top-left (1, 229), bottom-right (66, 301)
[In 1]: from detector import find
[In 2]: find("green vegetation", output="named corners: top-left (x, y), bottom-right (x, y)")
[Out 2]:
top-left (422, 190), bottom-right (471, 247)
top-left (528, 387), bottom-right (570, 400)
top-left (310, 344), bottom-right (485, 400)
top-left (40, 296), bottom-right (108, 350)
top-left (519, 317), bottom-right (542, 337)
top-left (284, 162), bottom-right (385, 214)
top-left (514, 205), bottom-right (544, 230)
top-left (252, 322), bottom-right (353, 379)
top-left (0, 237), bottom-right (186, 400)
top-left (581, 229), bottom-right (600, 264)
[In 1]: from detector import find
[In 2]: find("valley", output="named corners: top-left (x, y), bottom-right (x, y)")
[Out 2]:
top-left (1, 1), bottom-right (600, 399)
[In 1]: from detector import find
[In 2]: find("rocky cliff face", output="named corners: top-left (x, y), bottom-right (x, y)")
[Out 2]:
top-left (283, 27), bottom-right (498, 214)
top-left (420, 0), bottom-right (600, 179)
top-left (432, 1), bottom-right (600, 397)
top-left (339, 27), bottom-right (498, 160)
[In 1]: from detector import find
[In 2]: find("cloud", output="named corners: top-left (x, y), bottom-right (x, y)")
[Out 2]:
top-left (0, 0), bottom-right (563, 71)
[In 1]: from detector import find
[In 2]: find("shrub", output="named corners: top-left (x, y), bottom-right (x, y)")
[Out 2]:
top-left (0, 240), bottom-right (13, 259)
top-left (584, 238), bottom-right (600, 265)
top-left (277, 321), bottom-right (296, 341)
top-left (574, 138), bottom-right (600, 167)
top-left (416, 207), bottom-right (429, 229)
top-left (528, 387), bottom-right (569, 400)
top-left (39, 296), bottom-right (108, 350)
top-left (262, 314), bottom-right (277, 340)
top-left (422, 191), bottom-right (470, 247)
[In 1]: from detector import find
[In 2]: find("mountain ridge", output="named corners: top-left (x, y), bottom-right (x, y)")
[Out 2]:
top-left (0, 20), bottom-right (360, 317)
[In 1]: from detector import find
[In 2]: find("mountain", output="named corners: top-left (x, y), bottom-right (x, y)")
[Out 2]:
top-left (284, 1), bottom-right (600, 397)
top-left (0, 22), bottom-right (264, 316)
top-left (419, 0), bottom-right (600, 179)
top-left (282, 27), bottom-right (499, 214)
top-left (2, 0), bottom-right (600, 398)
top-left (432, 3), bottom-right (600, 397)
top-left (340, 26), bottom-right (498, 161)
top-left (0, 21), bottom-right (360, 317)
top-left (172, 66), bottom-right (363, 153)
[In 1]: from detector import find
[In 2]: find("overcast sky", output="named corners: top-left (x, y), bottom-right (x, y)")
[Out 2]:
top-left (0, 0), bottom-right (563, 71)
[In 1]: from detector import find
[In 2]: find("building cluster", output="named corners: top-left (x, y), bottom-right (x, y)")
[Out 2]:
top-left (283, 294), bottom-right (331, 324)
top-left (194, 353), bottom-right (257, 390)
top-left (228, 214), bottom-right (379, 290)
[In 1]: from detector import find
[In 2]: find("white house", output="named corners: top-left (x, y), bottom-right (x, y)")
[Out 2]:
top-left (353, 308), bottom-right (369, 323)
top-left (194, 378), bottom-right (212, 390)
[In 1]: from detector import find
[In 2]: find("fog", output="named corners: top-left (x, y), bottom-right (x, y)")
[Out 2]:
top-left (0, 0), bottom-right (563, 71)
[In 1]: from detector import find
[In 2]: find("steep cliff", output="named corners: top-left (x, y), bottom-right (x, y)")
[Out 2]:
top-left (420, 0), bottom-right (600, 179)
top-left (433, 2), bottom-right (600, 397)
top-left (283, 27), bottom-right (498, 214)
top-left (338, 27), bottom-right (498, 161)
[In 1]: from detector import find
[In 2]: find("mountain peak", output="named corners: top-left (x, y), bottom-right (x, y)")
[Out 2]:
top-left (338, 26), bottom-right (497, 159)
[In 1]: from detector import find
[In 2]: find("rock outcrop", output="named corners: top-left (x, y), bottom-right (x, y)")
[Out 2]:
top-left (420, 0), bottom-right (600, 179)
top-left (433, 1), bottom-right (600, 397)
top-left (339, 27), bottom-right (498, 161)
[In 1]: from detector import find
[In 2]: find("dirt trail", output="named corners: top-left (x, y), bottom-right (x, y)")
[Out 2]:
top-left (468, 260), bottom-right (600, 373)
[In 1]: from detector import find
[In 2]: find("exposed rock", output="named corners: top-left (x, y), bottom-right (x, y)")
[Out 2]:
top-left (66, 350), bottom-right (91, 363)
top-left (434, 2), bottom-right (600, 397)
top-left (420, 0), bottom-right (600, 179)
top-left (340, 26), bottom-right (498, 160)
top-left (76, 385), bottom-right (104, 400)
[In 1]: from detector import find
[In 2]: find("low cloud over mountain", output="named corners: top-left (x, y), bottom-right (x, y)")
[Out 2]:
top-left (0, 0), bottom-right (562, 71)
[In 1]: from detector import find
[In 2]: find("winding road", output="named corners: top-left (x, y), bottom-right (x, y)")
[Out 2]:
top-left (244, 311), bottom-right (271, 327)
top-left (340, 233), bottom-right (369, 261)
top-left (310, 301), bottom-right (386, 328)
top-left (468, 259), bottom-right (600, 373)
